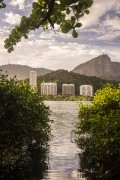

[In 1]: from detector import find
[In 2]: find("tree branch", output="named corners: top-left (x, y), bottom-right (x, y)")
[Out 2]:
top-left (36, 0), bottom-right (55, 28)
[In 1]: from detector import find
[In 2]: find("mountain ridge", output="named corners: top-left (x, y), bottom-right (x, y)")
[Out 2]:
top-left (0, 64), bottom-right (52, 80)
top-left (0, 54), bottom-right (120, 81)
top-left (72, 54), bottom-right (120, 81)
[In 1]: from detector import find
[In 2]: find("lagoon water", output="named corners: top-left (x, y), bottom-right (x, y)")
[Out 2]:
top-left (43, 101), bottom-right (91, 180)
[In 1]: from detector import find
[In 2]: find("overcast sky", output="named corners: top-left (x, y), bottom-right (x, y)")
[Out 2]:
top-left (0, 0), bottom-right (120, 70)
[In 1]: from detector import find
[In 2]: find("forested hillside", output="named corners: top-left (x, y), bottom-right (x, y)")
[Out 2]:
top-left (37, 70), bottom-right (118, 95)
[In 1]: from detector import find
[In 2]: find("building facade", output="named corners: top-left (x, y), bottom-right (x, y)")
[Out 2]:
top-left (62, 84), bottom-right (75, 96)
top-left (29, 71), bottom-right (37, 89)
top-left (41, 82), bottom-right (57, 95)
top-left (80, 85), bottom-right (93, 97)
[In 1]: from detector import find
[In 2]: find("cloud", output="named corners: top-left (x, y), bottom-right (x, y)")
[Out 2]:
top-left (3, 12), bottom-right (22, 25)
top-left (79, 1), bottom-right (120, 42)
top-left (10, 0), bottom-right (25, 10)
top-left (103, 16), bottom-right (120, 30)
top-left (96, 15), bottom-right (120, 41)
top-left (1, 29), bottom-right (119, 70)
top-left (0, 26), bottom-right (10, 36)
top-left (98, 31), bottom-right (120, 41)
top-left (0, 34), bottom-right (120, 70)
top-left (81, 0), bottom-right (119, 28)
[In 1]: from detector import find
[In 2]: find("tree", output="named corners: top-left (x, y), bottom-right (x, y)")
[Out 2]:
top-left (0, 0), bottom-right (6, 9)
top-left (4, 0), bottom-right (93, 53)
top-left (75, 84), bottom-right (120, 179)
top-left (0, 72), bottom-right (50, 169)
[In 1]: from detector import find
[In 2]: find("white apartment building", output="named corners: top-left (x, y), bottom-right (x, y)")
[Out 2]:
top-left (29, 71), bottom-right (37, 89)
top-left (80, 85), bottom-right (93, 97)
top-left (41, 82), bottom-right (57, 95)
top-left (62, 84), bottom-right (75, 96)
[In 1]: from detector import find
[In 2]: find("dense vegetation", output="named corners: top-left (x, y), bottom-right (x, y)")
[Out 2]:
top-left (37, 70), bottom-right (118, 95)
top-left (75, 84), bottom-right (120, 179)
top-left (42, 95), bottom-right (92, 101)
top-left (0, 72), bottom-right (51, 178)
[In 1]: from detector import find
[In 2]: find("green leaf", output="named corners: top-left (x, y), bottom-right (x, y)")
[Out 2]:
top-left (72, 29), bottom-right (78, 38)
top-left (24, 34), bottom-right (28, 39)
top-left (4, 39), bottom-right (12, 49)
top-left (85, 9), bottom-right (90, 14)
top-left (8, 46), bottom-right (14, 53)
top-left (38, 0), bottom-right (46, 6)
top-left (75, 22), bottom-right (82, 28)
top-left (21, 16), bottom-right (27, 22)
top-left (60, 21), bottom-right (72, 34)
top-left (66, 8), bottom-right (70, 14)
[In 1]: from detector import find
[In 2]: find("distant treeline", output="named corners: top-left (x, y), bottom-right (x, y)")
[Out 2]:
top-left (41, 95), bottom-right (92, 101)
top-left (37, 70), bottom-right (119, 96)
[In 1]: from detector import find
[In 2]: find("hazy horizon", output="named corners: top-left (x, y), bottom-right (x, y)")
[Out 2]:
top-left (0, 53), bottom-right (119, 71)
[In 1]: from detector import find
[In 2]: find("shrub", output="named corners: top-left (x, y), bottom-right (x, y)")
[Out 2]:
top-left (75, 84), bottom-right (120, 179)
top-left (0, 72), bottom-right (50, 167)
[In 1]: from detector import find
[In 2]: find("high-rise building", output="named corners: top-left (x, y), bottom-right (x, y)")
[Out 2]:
top-left (29, 71), bottom-right (37, 89)
top-left (62, 84), bottom-right (75, 96)
top-left (80, 85), bottom-right (93, 97)
top-left (41, 82), bottom-right (57, 95)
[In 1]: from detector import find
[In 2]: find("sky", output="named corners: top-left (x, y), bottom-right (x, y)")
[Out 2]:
top-left (0, 0), bottom-right (120, 71)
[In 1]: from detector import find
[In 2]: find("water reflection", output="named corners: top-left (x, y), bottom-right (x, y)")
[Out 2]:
top-left (44, 101), bottom-right (86, 180)
top-left (43, 170), bottom-right (86, 180)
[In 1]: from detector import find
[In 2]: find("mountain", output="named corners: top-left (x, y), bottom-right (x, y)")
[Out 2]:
top-left (0, 64), bottom-right (52, 80)
top-left (37, 69), bottom-right (118, 95)
top-left (72, 54), bottom-right (120, 81)
top-left (1, 54), bottom-right (120, 81)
